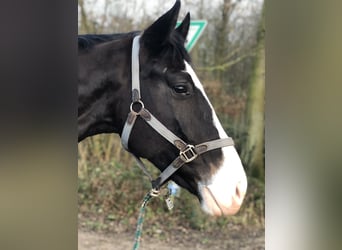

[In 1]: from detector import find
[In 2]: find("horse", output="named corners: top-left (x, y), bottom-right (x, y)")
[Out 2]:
top-left (78, 0), bottom-right (247, 216)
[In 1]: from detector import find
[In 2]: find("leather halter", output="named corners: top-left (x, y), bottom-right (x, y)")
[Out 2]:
top-left (121, 35), bottom-right (234, 194)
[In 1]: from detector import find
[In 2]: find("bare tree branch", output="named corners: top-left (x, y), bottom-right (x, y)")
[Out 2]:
top-left (97, 0), bottom-right (111, 33)
top-left (198, 50), bottom-right (256, 72)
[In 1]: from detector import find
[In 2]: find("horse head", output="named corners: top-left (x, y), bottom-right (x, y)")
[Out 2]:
top-left (78, 0), bottom-right (247, 216)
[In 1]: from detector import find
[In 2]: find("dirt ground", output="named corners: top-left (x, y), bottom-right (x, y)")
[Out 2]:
top-left (78, 227), bottom-right (264, 250)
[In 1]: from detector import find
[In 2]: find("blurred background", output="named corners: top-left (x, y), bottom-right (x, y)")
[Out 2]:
top-left (78, 0), bottom-right (264, 248)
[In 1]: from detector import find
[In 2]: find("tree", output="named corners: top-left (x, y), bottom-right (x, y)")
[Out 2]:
top-left (242, 3), bottom-right (265, 180)
top-left (213, 0), bottom-right (234, 81)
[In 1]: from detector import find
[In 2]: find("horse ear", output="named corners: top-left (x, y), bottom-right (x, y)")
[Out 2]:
top-left (141, 1), bottom-right (181, 53)
top-left (176, 12), bottom-right (190, 40)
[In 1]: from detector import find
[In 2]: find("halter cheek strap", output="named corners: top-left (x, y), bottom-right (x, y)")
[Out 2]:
top-left (121, 35), bottom-right (234, 193)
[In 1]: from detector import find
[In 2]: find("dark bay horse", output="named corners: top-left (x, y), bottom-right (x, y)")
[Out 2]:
top-left (78, 0), bottom-right (247, 216)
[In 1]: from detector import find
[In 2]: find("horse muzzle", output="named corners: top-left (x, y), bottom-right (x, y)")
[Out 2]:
top-left (198, 147), bottom-right (248, 216)
top-left (200, 180), bottom-right (247, 216)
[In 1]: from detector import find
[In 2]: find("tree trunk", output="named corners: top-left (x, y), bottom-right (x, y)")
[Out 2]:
top-left (213, 0), bottom-right (233, 81)
top-left (242, 4), bottom-right (265, 180)
top-left (78, 0), bottom-right (91, 34)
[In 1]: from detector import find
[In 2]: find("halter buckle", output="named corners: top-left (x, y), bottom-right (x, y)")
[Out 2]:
top-left (179, 144), bottom-right (197, 163)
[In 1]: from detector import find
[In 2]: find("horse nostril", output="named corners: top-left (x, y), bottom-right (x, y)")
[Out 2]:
top-left (235, 186), bottom-right (241, 198)
top-left (234, 181), bottom-right (247, 202)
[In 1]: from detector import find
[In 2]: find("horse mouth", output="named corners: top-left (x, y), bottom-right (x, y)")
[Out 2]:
top-left (199, 181), bottom-right (247, 216)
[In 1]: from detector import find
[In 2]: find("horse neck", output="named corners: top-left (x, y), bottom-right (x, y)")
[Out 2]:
top-left (78, 37), bottom-right (132, 142)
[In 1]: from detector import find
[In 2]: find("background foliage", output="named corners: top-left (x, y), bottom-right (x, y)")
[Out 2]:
top-left (78, 0), bottom-right (264, 234)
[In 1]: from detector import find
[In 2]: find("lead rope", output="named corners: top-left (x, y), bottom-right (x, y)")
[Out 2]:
top-left (132, 186), bottom-right (174, 250)
top-left (132, 192), bottom-right (152, 250)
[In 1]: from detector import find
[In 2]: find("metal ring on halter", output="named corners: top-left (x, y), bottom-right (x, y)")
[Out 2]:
top-left (130, 100), bottom-right (145, 115)
top-left (150, 188), bottom-right (161, 197)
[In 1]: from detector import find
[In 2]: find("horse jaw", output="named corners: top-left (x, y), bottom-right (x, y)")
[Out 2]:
top-left (184, 61), bottom-right (248, 216)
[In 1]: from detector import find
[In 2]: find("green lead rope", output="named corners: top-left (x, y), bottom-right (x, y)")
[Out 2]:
top-left (132, 192), bottom-right (153, 250)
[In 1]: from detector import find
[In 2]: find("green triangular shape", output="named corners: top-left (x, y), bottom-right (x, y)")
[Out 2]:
top-left (176, 20), bottom-right (207, 52)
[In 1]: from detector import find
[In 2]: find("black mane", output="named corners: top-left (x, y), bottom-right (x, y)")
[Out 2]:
top-left (78, 32), bottom-right (139, 51)
top-left (78, 31), bottom-right (190, 66)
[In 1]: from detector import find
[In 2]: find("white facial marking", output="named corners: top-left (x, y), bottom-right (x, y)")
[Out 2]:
top-left (184, 61), bottom-right (248, 216)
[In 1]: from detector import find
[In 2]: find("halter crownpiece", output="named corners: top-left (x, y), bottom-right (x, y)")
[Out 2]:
top-left (121, 35), bottom-right (235, 192)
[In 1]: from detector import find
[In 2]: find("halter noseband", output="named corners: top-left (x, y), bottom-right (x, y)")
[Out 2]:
top-left (121, 35), bottom-right (234, 193)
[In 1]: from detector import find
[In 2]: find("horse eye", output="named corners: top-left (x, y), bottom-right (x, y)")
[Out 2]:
top-left (173, 84), bottom-right (188, 94)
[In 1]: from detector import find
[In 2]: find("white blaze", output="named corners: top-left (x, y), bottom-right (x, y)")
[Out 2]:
top-left (184, 61), bottom-right (248, 216)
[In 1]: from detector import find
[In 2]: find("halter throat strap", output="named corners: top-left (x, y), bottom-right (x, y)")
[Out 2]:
top-left (121, 35), bottom-right (234, 192)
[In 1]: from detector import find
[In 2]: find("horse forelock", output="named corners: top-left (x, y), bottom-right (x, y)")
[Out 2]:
top-left (141, 30), bottom-right (190, 72)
